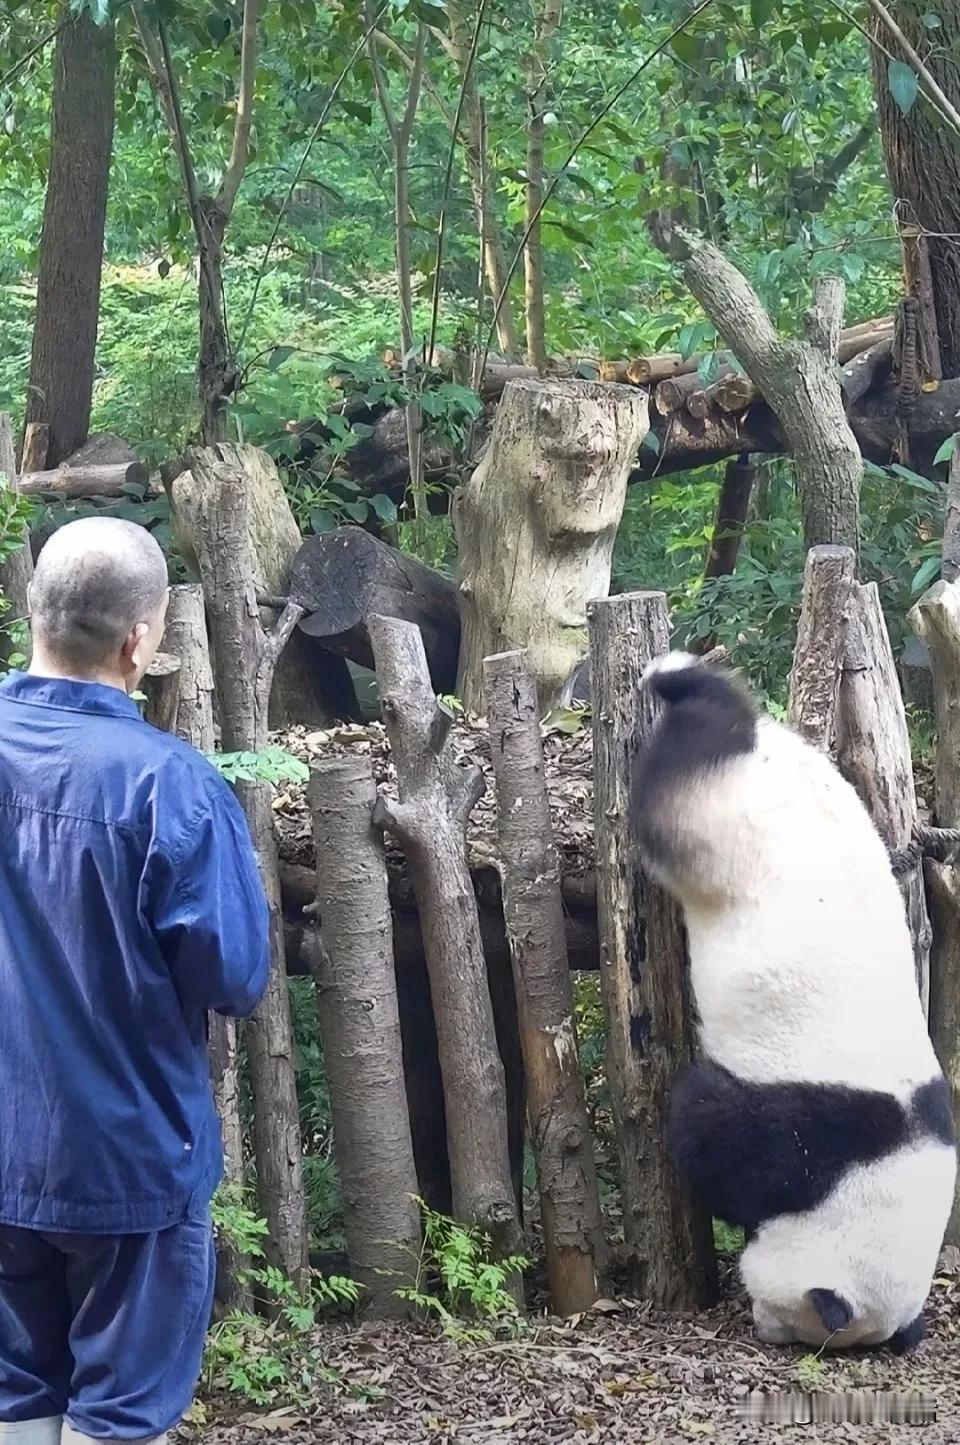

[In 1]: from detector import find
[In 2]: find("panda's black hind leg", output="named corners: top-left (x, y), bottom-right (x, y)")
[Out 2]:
top-left (887, 1313), bottom-right (925, 1354)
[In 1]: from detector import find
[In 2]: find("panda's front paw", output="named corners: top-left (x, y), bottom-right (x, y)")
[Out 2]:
top-left (752, 1301), bottom-right (796, 1346)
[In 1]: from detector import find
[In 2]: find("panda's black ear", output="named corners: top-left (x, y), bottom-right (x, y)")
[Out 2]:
top-left (808, 1288), bottom-right (854, 1335)
top-left (888, 1313), bottom-right (925, 1355)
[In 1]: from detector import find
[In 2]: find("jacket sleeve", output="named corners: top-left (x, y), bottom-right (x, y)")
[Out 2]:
top-left (147, 770), bottom-right (271, 1018)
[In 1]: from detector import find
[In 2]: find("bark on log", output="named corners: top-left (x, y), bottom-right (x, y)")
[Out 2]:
top-left (18, 461), bottom-right (150, 498)
top-left (652, 229), bottom-right (862, 552)
top-left (20, 423), bottom-right (49, 474)
top-left (454, 380), bottom-right (649, 716)
top-left (182, 444), bottom-right (310, 1290)
top-left (307, 757), bottom-right (421, 1315)
top-left (587, 590), bottom-right (718, 1308)
top-left (787, 544), bottom-right (856, 750)
top-left (291, 527), bottom-right (461, 694)
top-left (943, 444), bottom-right (960, 586)
top-left (0, 414), bottom-right (34, 664)
top-left (687, 373), bottom-right (755, 419)
top-left (171, 444), bottom-right (356, 727)
top-left (367, 614), bottom-right (524, 1294)
top-left (654, 370), bottom-right (708, 417)
top-left (146, 598), bottom-right (249, 1311)
top-left (142, 651), bottom-right (181, 733)
top-left (908, 578), bottom-right (960, 1242)
top-left (483, 650), bottom-right (605, 1316)
top-left (162, 584), bottom-right (216, 749)
top-left (836, 581), bottom-right (931, 1014)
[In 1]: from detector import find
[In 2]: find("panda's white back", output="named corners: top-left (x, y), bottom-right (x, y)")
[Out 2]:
top-left (674, 715), bottom-right (939, 1095)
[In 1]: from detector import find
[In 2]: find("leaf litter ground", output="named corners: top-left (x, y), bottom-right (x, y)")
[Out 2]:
top-left (192, 1255), bottom-right (960, 1444)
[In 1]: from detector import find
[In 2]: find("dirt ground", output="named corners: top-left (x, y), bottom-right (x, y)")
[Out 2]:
top-left (194, 1261), bottom-right (960, 1445)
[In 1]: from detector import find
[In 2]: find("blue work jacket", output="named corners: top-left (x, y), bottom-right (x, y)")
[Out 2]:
top-left (0, 672), bottom-right (271, 1234)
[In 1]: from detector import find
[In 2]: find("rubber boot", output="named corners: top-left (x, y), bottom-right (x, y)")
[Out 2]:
top-left (0, 1423), bottom-right (62, 1445)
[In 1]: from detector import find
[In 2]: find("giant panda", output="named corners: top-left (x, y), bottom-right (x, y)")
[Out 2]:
top-left (632, 651), bottom-right (957, 1352)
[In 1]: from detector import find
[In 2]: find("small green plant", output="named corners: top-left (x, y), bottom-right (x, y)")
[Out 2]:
top-left (394, 1198), bottom-right (530, 1345)
top-left (206, 746), bottom-right (309, 786)
top-left (712, 1219), bottom-right (745, 1255)
top-left (794, 1352), bottom-right (827, 1389)
top-left (205, 1189), bottom-right (362, 1406)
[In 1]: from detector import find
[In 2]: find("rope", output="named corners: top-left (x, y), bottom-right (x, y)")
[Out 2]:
top-left (889, 825), bottom-right (960, 878)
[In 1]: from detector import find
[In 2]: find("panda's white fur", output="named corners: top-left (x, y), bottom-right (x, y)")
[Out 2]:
top-left (634, 651), bottom-right (956, 1351)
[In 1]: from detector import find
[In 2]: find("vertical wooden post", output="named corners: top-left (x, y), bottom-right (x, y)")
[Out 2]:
top-left (0, 413), bottom-right (34, 666)
top-left (367, 615), bottom-right (525, 1300)
top-left (909, 577), bottom-right (960, 1243)
top-left (163, 583), bottom-right (216, 747)
top-left (788, 544), bottom-right (856, 750)
top-left (142, 652), bottom-right (181, 733)
top-left (182, 446), bottom-right (309, 1290)
top-left (307, 756), bottom-right (421, 1315)
top-left (587, 590), bottom-right (717, 1309)
top-left (484, 649), bottom-right (605, 1316)
top-left (837, 581), bottom-right (931, 1014)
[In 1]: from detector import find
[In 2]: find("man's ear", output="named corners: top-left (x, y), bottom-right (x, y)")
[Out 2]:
top-left (123, 622), bottom-right (150, 670)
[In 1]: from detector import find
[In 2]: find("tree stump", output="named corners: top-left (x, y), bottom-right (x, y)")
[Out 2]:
top-left (484, 649), bottom-right (605, 1316)
top-left (183, 444), bottom-right (310, 1290)
top-left (0, 413), bottom-right (34, 665)
top-left (454, 379), bottom-right (649, 715)
top-left (163, 584), bottom-right (216, 749)
top-left (290, 526), bottom-right (461, 694)
top-left (788, 544), bottom-right (856, 750)
top-left (588, 590), bottom-right (717, 1309)
top-left (307, 757), bottom-right (421, 1315)
top-left (909, 577), bottom-right (960, 1242)
top-left (142, 652), bottom-right (181, 733)
top-left (368, 615), bottom-right (525, 1298)
top-left (171, 443), bottom-right (355, 726)
top-left (837, 581), bottom-right (931, 1014)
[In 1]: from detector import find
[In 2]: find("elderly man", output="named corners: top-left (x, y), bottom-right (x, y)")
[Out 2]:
top-left (0, 518), bottom-right (270, 1445)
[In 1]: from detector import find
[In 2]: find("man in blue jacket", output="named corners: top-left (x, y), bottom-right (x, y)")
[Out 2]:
top-left (0, 517), bottom-right (271, 1445)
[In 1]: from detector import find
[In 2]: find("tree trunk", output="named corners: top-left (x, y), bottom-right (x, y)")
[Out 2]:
top-left (142, 652), bottom-right (181, 734)
top-left (171, 445), bottom-right (355, 726)
top-left (653, 230), bottom-right (861, 552)
top-left (872, 3), bottom-right (960, 376)
top-left (908, 577), bottom-right (960, 1242)
top-left (836, 581), bottom-right (931, 1015)
top-left (290, 526), bottom-right (461, 694)
top-left (368, 615), bottom-right (524, 1297)
top-left (787, 544), bottom-right (857, 751)
top-left (182, 444), bottom-right (310, 1290)
top-left (454, 379), bottom-right (649, 715)
top-left (523, 0), bottom-right (563, 370)
top-left (307, 757), bottom-right (421, 1314)
top-left (162, 583), bottom-right (216, 749)
top-left (587, 590), bottom-right (718, 1309)
top-left (943, 444), bottom-right (960, 586)
top-left (0, 414), bottom-right (34, 664)
top-left (24, 12), bottom-right (116, 467)
top-left (703, 457), bottom-right (755, 580)
top-left (149, 588), bottom-right (250, 1309)
top-left (484, 650), bottom-right (604, 1316)
top-left (20, 424), bottom-right (49, 474)
top-left (197, 203), bottom-right (231, 446)
top-left (446, 0), bottom-right (519, 357)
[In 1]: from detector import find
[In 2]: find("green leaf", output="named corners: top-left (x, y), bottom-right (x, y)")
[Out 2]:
top-left (370, 493), bottom-right (398, 524)
top-left (750, 0), bottom-right (776, 27)
top-left (341, 500), bottom-right (369, 523)
top-left (839, 253), bottom-right (865, 284)
top-left (341, 102), bottom-right (372, 125)
top-left (933, 434), bottom-right (956, 466)
top-left (801, 24), bottom-right (821, 57)
top-left (697, 351), bottom-right (723, 385)
top-left (310, 508), bottom-right (337, 534)
top-left (670, 31), bottom-right (703, 64)
top-left (888, 59), bottom-right (920, 115)
top-left (642, 430), bottom-right (661, 454)
top-left (922, 11), bottom-right (942, 27)
top-left (267, 345), bottom-right (295, 371)
top-left (911, 555), bottom-right (941, 595)
top-left (547, 221), bottom-right (594, 248)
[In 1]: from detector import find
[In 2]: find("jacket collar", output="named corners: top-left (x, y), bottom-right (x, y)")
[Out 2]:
top-left (0, 670), bottom-right (143, 722)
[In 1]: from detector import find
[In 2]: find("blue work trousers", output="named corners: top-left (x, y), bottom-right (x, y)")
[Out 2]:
top-left (0, 1218), bottom-right (215, 1440)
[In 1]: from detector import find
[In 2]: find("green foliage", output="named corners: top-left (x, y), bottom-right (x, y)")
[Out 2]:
top-left (207, 1188), bottom-right (362, 1407)
top-left (395, 1198), bottom-right (530, 1345)
top-left (205, 746), bottom-right (310, 786)
top-left (887, 59), bottom-right (920, 116)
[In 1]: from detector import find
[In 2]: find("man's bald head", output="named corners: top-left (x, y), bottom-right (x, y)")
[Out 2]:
top-left (30, 517), bottom-right (169, 677)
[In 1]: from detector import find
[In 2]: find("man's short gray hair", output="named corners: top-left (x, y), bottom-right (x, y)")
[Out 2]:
top-left (30, 517), bottom-right (169, 669)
